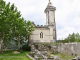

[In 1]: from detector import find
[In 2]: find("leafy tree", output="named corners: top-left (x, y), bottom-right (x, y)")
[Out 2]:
top-left (0, 0), bottom-right (34, 52)
top-left (25, 20), bottom-right (34, 46)
top-left (0, 0), bottom-right (21, 53)
top-left (75, 33), bottom-right (80, 42)
top-left (12, 17), bottom-right (25, 51)
top-left (12, 19), bottom-right (34, 51)
top-left (58, 33), bottom-right (80, 43)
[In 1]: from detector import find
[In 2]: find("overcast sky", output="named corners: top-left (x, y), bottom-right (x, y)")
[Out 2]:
top-left (4, 0), bottom-right (80, 40)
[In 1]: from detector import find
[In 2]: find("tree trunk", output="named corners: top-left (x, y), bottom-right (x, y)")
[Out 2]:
top-left (18, 38), bottom-right (20, 51)
top-left (0, 38), bottom-right (3, 54)
top-left (28, 35), bottom-right (30, 46)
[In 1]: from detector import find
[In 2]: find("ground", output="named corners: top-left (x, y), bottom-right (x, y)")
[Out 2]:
top-left (53, 53), bottom-right (75, 60)
top-left (0, 50), bottom-right (32, 60)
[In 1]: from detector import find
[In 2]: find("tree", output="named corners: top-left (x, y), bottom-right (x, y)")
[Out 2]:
top-left (0, 0), bottom-right (34, 52)
top-left (58, 33), bottom-right (80, 43)
top-left (25, 20), bottom-right (34, 46)
top-left (12, 19), bottom-right (34, 51)
top-left (12, 17), bottom-right (25, 51)
top-left (0, 0), bottom-right (21, 53)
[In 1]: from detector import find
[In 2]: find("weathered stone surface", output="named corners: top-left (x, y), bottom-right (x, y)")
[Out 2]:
top-left (58, 43), bottom-right (80, 56)
top-left (72, 56), bottom-right (80, 60)
top-left (41, 51), bottom-right (47, 55)
top-left (34, 43), bottom-right (57, 52)
top-left (13, 51), bottom-right (20, 54)
top-left (27, 54), bottom-right (36, 60)
top-left (29, 45), bottom-right (60, 60)
top-left (31, 45), bottom-right (35, 52)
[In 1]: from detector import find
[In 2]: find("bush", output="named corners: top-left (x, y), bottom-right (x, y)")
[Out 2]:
top-left (22, 45), bottom-right (31, 51)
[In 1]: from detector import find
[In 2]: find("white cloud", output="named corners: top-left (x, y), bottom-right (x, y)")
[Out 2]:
top-left (3, 0), bottom-right (80, 40)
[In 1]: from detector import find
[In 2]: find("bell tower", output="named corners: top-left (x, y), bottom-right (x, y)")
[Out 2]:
top-left (45, 0), bottom-right (56, 42)
top-left (45, 0), bottom-right (56, 25)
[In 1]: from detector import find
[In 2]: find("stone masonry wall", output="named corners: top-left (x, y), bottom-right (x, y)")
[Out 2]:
top-left (58, 43), bottom-right (80, 56)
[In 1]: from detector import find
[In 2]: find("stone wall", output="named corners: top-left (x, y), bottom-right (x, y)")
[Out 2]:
top-left (29, 44), bottom-right (60, 60)
top-left (33, 43), bottom-right (58, 53)
top-left (58, 43), bottom-right (80, 56)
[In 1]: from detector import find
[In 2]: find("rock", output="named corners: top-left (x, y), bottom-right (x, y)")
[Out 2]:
top-left (41, 51), bottom-right (47, 55)
top-left (13, 51), bottom-right (20, 54)
top-left (34, 55), bottom-right (38, 59)
top-left (31, 45), bottom-right (35, 52)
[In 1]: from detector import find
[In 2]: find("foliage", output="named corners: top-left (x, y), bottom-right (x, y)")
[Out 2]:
top-left (0, 0), bottom-right (34, 53)
top-left (25, 20), bottom-right (34, 45)
top-left (13, 20), bottom-right (34, 50)
top-left (47, 50), bottom-right (52, 58)
top-left (0, 0), bottom-right (22, 53)
top-left (3, 40), bottom-right (18, 50)
top-left (58, 33), bottom-right (80, 43)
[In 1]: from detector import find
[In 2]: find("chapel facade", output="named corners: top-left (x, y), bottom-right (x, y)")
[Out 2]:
top-left (30, 0), bottom-right (56, 43)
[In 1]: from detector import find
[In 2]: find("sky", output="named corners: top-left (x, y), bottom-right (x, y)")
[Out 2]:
top-left (3, 0), bottom-right (80, 40)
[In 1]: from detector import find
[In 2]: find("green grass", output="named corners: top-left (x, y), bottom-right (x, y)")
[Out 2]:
top-left (0, 50), bottom-right (32, 60)
top-left (0, 57), bottom-right (31, 60)
top-left (53, 53), bottom-right (75, 60)
top-left (34, 43), bottom-right (57, 46)
top-left (53, 53), bottom-right (59, 55)
top-left (59, 54), bottom-right (75, 60)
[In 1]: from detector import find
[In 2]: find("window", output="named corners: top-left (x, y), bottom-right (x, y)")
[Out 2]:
top-left (40, 32), bottom-right (43, 38)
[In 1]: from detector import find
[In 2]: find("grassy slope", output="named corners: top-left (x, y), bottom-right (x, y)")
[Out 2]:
top-left (0, 50), bottom-right (32, 60)
top-left (53, 53), bottom-right (75, 60)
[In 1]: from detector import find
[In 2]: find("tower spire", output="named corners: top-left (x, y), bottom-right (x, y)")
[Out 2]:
top-left (48, 0), bottom-right (52, 6)
top-left (49, 0), bottom-right (50, 2)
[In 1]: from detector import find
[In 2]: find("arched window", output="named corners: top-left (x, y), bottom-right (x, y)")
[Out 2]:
top-left (40, 32), bottom-right (43, 38)
top-left (40, 33), bottom-right (41, 38)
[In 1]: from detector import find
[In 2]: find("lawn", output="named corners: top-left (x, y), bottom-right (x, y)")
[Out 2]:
top-left (53, 53), bottom-right (75, 60)
top-left (0, 50), bottom-right (32, 60)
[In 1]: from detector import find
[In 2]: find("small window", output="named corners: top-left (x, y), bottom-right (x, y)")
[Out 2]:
top-left (40, 32), bottom-right (43, 38)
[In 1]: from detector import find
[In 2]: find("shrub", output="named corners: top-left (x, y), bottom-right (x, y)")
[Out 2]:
top-left (22, 45), bottom-right (31, 51)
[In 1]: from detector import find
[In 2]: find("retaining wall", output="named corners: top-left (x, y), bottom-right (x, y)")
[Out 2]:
top-left (58, 42), bottom-right (80, 56)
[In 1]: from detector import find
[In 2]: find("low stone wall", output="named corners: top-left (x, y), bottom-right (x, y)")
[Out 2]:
top-left (33, 43), bottom-right (58, 53)
top-left (29, 45), bottom-right (61, 60)
top-left (58, 42), bottom-right (80, 56)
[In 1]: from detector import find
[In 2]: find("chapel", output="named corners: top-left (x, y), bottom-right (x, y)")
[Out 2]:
top-left (30, 0), bottom-right (56, 44)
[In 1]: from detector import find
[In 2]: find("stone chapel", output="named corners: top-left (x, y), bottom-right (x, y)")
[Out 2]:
top-left (30, 0), bottom-right (56, 44)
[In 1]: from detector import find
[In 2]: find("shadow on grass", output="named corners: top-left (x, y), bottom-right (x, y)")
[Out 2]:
top-left (0, 50), bottom-right (32, 60)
